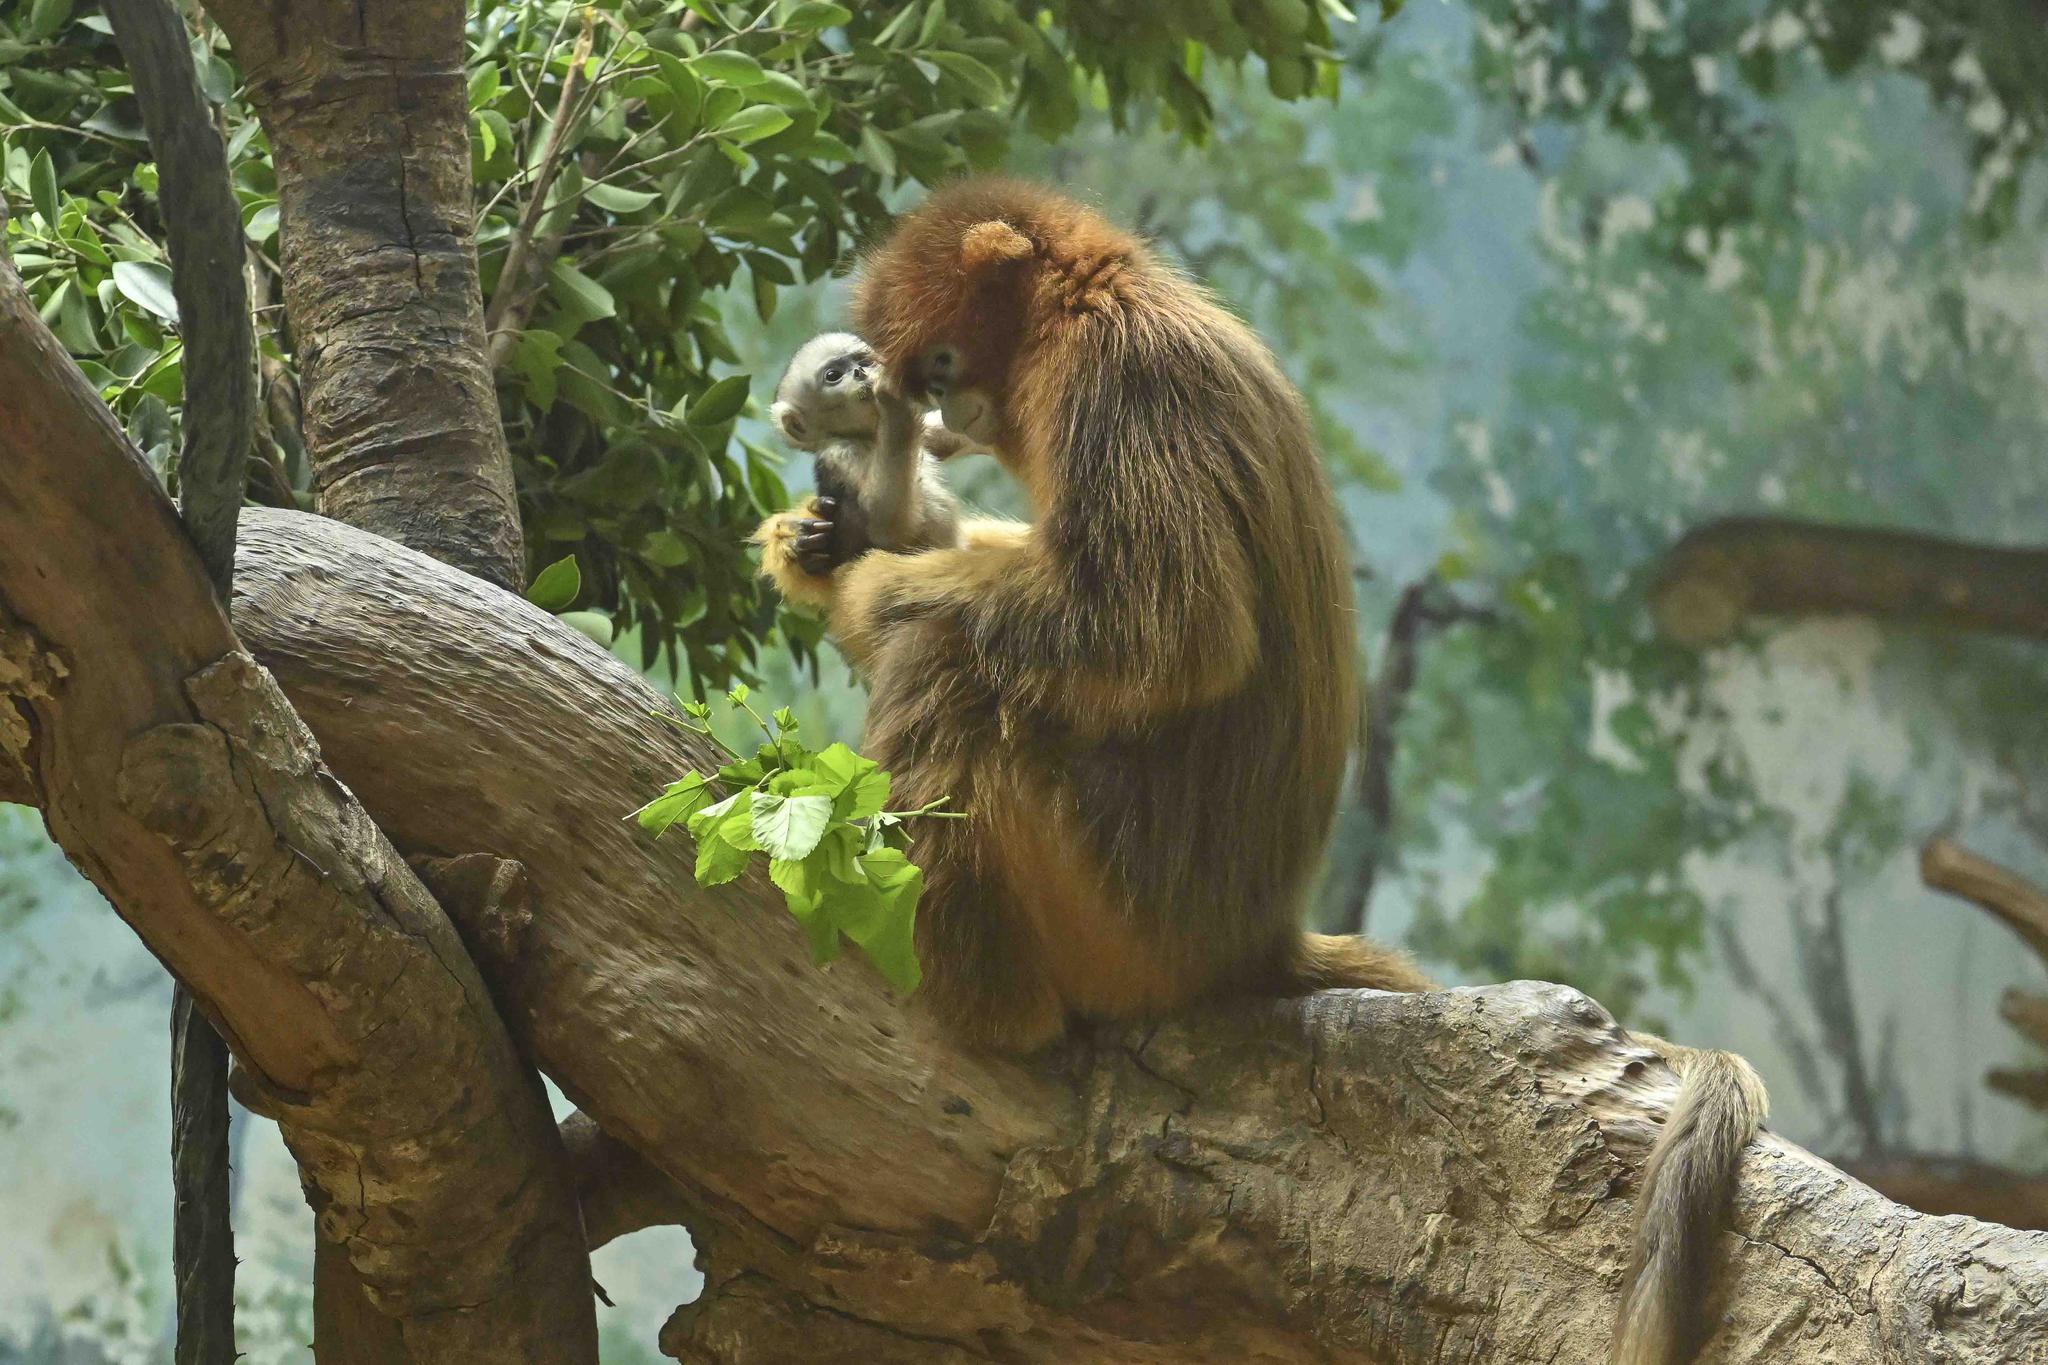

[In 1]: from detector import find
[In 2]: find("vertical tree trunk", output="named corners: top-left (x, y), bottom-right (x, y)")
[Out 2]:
top-left (197, 0), bottom-right (526, 589)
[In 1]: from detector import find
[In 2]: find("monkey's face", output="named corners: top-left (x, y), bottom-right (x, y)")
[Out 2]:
top-left (909, 344), bottom-right (1000, 450)
top-left (771, 335), bottom-right (881, 448)
top-left (853, 193), bottom-right (1041, 456)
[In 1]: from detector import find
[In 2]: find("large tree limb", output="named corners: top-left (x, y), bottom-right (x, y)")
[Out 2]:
top-left (224, 506), bottom-right (2048, 1361)
top-left (195, 0), bottom-right (525, 589)
top-left (0, 261), bottom-right (593, 1361)
top-left (1650, 516), bottom-right (2048, 646)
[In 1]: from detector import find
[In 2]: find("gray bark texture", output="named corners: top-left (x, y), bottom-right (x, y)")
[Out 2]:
top-left (0, 258), bottom-right (595, 1363)
top-left (195, 0), bottom-right (526, 590)
top-left (220, 505), bottom-right (2048, 1364)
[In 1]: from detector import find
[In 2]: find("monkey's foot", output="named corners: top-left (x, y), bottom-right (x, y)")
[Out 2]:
top-left (752, 506), bottom-right (835, 610)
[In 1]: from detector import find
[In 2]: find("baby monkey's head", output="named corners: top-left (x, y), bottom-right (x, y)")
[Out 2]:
top-left (770, 332), bottom-right (880, 450)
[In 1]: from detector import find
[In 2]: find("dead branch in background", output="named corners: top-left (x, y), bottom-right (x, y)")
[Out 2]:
top-left (1651, 516), bottom-right (2048, 646)
top-left (1339, 575), bottom-right (1494, 933)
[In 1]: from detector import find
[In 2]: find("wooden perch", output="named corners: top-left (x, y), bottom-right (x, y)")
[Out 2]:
top-left (1920, 836), bottom-right (2048, 966)
top-left (1650, 516), bottom-right (2048, 646)
top-left (1920, 836), bottom-right (2048, 1117)
top-left (216, 505), bottom-right (2048, 1361)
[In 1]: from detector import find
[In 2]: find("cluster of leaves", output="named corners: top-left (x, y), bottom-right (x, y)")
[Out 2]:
top-left (1467, 0), bottom-right (2046, 234)
top-left (635, 685), bottom-right (953, 992)
top-left (0, 0), bottom-right (1388, 694)
top-left (0, 2), bottom-right (283, 489)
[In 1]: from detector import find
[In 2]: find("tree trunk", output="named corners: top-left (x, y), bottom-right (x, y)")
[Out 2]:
top-left (195, 0), bottom-right (525, 589)
top-left (224, 506), bottom-right (2048, 1363)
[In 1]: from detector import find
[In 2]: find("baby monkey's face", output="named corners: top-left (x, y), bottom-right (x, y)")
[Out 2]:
top-left (772, 333), bottom-right (883, 448)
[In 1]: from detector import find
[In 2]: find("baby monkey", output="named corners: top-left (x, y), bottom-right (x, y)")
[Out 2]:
top-left (769, 332), bottom-right (965, 577)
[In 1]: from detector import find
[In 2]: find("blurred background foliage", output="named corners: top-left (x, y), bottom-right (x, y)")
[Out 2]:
top-left (9, 0), bottom-right (2048, 1357)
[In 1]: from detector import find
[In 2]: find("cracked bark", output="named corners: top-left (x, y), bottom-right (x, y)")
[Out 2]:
top-left (221, 505), bottom-right (2048, 1362)
top-left (0, 256), bottom-right (594, 1361)
top-left (195, 0), bottom-right (525, 589)
top-left (1650, 516), bottom-right (2048, 646)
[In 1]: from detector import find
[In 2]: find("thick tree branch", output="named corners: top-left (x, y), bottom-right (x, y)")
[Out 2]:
top-left (1840, 1152), bottom-right (2048, 1230)
top-left (196, 0), bottom-right (525, 589)
top-left (0, 262), bottom-right (593, 1361)
top-left (223, 507), bottom-right (2048, 1361)
top-left (1650, 516), bottom-right (2048, 646)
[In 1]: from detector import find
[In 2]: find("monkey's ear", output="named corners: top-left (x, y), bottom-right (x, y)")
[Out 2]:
top-left (960, 220), bottom-right (1033, 269)
top-left (770, 400), bottom-right (807, 446)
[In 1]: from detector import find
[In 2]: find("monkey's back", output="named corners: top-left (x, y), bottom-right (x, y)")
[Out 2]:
top-left (865, 272), bottom-right (1358, 1019)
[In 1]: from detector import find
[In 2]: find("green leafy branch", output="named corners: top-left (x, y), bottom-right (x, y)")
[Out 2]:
top-left (633, 684), bottom-right (962, 993)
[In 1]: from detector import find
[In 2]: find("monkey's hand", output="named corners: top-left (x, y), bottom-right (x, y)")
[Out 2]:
top-left (751, 502), bottom-right (836, 610)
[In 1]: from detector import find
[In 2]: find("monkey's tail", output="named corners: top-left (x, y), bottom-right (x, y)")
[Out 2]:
top-left (1275, 932), bottom-right (1436, 995)
top-left (1610, 1046), bottom-right (1768, 1365)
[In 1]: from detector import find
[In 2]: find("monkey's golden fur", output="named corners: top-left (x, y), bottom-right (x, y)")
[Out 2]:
top-left (760, 177), bottom-right (1428, 1049)
top-left (758, 180), bottom-right (1762, 1365)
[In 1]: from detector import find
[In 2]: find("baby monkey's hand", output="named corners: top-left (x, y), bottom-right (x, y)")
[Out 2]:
top-left (795, 496), bottom-right (874, 576)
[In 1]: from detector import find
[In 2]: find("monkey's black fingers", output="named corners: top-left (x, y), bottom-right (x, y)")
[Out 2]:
top-left (814, 496), bottom-right (840, 517)
top-left (796, 546), bottom-right (836, 576)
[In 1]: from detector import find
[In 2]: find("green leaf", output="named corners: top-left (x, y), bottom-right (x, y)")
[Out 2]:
top-left (782, 2), bottom-right (852, 31)
top-left (682, 0), bottom-right (728, 29)
top-left (29, 150), bottom-right (59, 230)
top-left (243, 203), bottom-right (280, 244)
top-left (635, 772), bottom-right (715, 837)
top-left (558, 610), bottom-right (615, 646)
top-left (718, 105), bottom-right (793, 145)
top-left (751, 792), bottom-right (832, 859)
top-left (925, 50), bottom-right (1006, 105)
top-left (640, 529), bottom-right (693, 567)
top-left (526, 554), bottom-right (581, 610)
top-left (695, 828), bottom-right (751, 885)
top-left (686, 374), bottom-right (750, 426)
top-left (856, 124), bottom-right (897, 178)
top-left (693, 50), bottom-right (766, 86)
top-left (585, 183), bottom-right (659, 213)
top-left (548, 260), bottom-right (617, 326)
top-left (112, 261), bottom-right (179, 324)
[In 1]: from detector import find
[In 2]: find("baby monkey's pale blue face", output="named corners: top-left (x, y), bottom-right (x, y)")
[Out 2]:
top-left (770, 332), bottom-right (882, 449)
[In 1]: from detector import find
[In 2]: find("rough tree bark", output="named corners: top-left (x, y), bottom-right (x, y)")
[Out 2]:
top-left (194, 0), bottom-right (525, 589)
top-left (0, 261), bottom-right (596, 1361)
top-left (211, 506), bottom-right (2048, 1363)
top-left (1650, 516), bottom-right (2048, 646)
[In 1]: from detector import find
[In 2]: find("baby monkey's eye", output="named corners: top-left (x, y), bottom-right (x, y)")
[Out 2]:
top-left (824, 368), bottom-right (844, 384)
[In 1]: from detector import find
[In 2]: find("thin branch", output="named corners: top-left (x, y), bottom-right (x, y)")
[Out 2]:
top-left (105, 0), bottom-right (253, 595)
top-left (1338, 575), bottom-right (1494, 933)
top-left (101, 4), bottom-right (257, 1358)
top-left (484, 12), bottom-right (596, 370)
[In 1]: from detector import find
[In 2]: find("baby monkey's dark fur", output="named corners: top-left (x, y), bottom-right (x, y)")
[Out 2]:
top-left (757, 179), bottom-right (1762, 1365)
